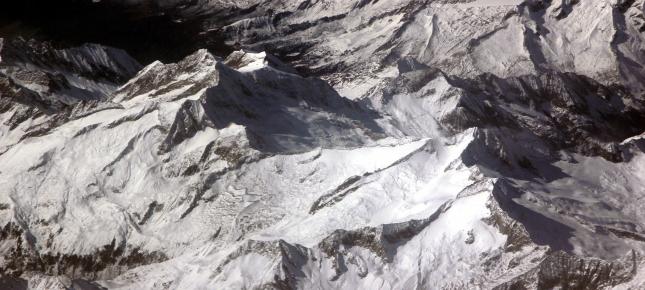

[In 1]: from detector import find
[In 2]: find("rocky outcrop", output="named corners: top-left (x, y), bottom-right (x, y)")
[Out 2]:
top-left (2, 0), bottom-right (645, 289)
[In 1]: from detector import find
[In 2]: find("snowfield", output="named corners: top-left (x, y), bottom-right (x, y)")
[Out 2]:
top-left (1, 0), bottom-right (645, 289)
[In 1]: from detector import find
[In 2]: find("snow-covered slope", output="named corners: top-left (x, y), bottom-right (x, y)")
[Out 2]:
top-left (1, 0), bottom-right (645, 289)
top-left (190, 0), bottom-right (645, 98)
top-left (0, 37), bottom-right (141, 158)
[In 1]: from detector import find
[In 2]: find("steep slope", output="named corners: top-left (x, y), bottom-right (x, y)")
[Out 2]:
top-left (177, 0), bottom-right (645, 97)
top-left (0, 41), bottom-right (414, 288)
top-left (1, 0), bottom-right (645, 289)
top-left (0, 37), bottom-right (141, 157)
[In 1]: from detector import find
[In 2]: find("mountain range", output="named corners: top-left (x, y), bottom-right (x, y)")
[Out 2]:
top-left (1, 0), bottom-right (645, 289)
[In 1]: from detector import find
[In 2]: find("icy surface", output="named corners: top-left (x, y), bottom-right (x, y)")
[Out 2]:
top-left (1, 0), bottom-right (645, 289)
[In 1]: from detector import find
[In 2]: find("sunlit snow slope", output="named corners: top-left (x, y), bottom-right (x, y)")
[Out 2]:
top-left (1, 0), bottom-right (645, 289)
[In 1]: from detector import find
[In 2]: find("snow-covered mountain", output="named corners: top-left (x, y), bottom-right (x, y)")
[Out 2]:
top-left (1, 0), bottom-right (645, 289)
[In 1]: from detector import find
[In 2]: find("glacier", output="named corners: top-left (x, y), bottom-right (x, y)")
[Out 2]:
top-left (1, 0), bottom-right (645, 289)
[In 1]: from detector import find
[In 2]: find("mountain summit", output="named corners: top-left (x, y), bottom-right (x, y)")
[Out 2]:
top-left (1, 0), bottom-right (645, 289)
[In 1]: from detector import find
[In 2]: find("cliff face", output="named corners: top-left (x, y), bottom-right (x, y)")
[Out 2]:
top-left (1, 0), bottom-right (645, 289)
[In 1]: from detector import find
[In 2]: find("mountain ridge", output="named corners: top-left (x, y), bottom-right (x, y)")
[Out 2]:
top-left (1, 0), bottom-right (645, 289)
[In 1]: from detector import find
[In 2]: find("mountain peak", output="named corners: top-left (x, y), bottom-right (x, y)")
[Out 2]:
top-left (2, 1), bottom-right (645, 289)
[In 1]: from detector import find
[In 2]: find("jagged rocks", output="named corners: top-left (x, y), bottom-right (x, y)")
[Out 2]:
top-left (0, 222), bottom-right (167, 281)
top-left (2, 0), bottom-right (645, 288)
top-left (495, 251), bottom-right (638, 290)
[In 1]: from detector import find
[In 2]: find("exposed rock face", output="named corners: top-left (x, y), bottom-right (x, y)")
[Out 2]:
top-left (1, 38), bottom-right (141, 106)
top-left (0, 37), bottom-right (141, 155)
top-left (494, 250), bottom-right (638, 290)
top-left (167, 0), bottom-right (645, 97)
top-left (1, 0), bottom-right (645, 289)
